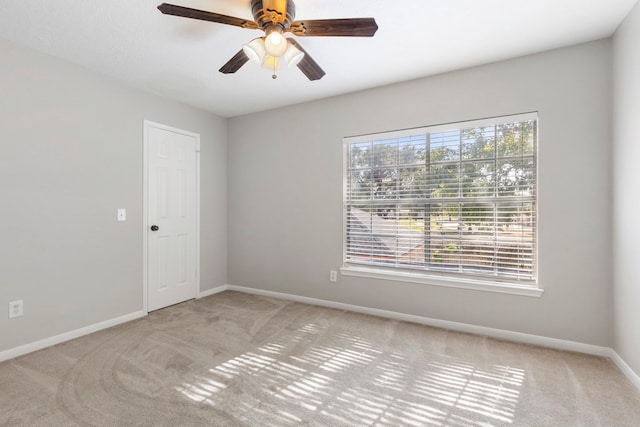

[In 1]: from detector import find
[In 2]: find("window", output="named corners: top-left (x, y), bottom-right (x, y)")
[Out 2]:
top-left (342, 113), bottom-right (539, 296)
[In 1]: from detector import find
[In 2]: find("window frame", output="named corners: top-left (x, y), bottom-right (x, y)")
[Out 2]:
top-left (341, 112), bottom-right (542, 297)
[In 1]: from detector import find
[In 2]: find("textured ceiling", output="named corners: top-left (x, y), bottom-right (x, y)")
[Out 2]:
top-left (0, 0), bottom-right (637, 117)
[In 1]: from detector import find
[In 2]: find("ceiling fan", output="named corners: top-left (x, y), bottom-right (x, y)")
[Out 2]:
top-left (157, 0), bottom-right (378, 80)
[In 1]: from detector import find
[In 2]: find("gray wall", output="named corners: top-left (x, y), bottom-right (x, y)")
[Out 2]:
top-left (613, 1), bottom-right (640, 375)
top-left (0, 28), bottom-right (625, 357)
top-left (0, 37), bottom-right (227, 353)
top-left (228, 40), bottom-right (613, 346)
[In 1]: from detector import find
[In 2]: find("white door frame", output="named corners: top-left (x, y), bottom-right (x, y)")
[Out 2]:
top-left (143, 120), bottom-right (200, 314)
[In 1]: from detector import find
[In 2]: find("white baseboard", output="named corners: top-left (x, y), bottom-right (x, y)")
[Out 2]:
top-left (198, 285), bottom-right (229, 299)
top-left (3, 285), bottom-right (639, 394)
top-left (226, 285), bottom-right (611, 357)
top-left (0, 310), bottom-right (146, 364)
top-left (611, 350), bottom-right (640, 390)
top-left (1, 284), bottom-right (230, 363)
top-left (226, 285), bottom-right (640, 390)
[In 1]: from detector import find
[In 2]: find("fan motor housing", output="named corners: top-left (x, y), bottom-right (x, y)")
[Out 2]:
top-left (251, 0), bottom-right (296, 30)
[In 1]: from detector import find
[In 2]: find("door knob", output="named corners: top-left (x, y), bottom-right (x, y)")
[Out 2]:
top-left (150, 225), bottom-right (159, 231)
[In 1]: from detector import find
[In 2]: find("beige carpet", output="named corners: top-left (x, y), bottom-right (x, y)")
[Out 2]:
top-left (1, 291), bottom-right (639, 426)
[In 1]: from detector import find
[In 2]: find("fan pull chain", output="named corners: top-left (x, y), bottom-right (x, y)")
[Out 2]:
top-left (272, 59), bottom-right (277, 79)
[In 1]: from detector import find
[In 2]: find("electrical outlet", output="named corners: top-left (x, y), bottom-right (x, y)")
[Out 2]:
top-left (329, 270), bottom-right (338, 282)
top-left (9, 300), bottom-right (23, 319)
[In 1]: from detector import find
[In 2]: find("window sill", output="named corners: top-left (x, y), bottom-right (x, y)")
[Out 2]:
top-left (340, 265), bottom-right (544, 297)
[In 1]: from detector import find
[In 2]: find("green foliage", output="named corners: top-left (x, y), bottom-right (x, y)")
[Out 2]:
top-left (347, 120), bottom-right (535, 227)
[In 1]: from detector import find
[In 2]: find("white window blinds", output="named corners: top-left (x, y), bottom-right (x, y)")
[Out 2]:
top-left (344, 113), bottom-right (537, 284)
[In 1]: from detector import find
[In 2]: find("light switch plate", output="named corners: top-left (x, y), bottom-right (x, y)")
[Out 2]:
top-left (117, 208), bottom-right (126, 221)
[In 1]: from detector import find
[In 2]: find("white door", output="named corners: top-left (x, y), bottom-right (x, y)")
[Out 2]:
top-left (145, 121), bottom-right (199, 312)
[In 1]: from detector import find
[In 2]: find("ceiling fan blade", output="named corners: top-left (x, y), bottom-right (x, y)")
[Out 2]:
top-left (289, 18), bottom-right (378, 37)
top-left (219, 50), bottom-right (250, 74)
top-left (158, 3), bottom-right (259, 30)
top-left (287, 39), bottom-right (325, 81)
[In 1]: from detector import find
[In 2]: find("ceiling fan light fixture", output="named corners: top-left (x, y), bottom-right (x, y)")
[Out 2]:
top-left (264, 26), bottom-right (288, 57)
top-left (242, 38), bottom-right (266, 64)
top-left (283, 42), bottom-right (304, 67)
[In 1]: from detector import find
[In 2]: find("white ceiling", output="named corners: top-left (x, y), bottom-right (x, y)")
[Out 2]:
top-left (0, 0), bottom-right (637, 117)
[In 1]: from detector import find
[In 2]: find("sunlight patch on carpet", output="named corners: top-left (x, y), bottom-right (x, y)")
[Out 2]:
top-left (175, 321), bottom-right (524, 425)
